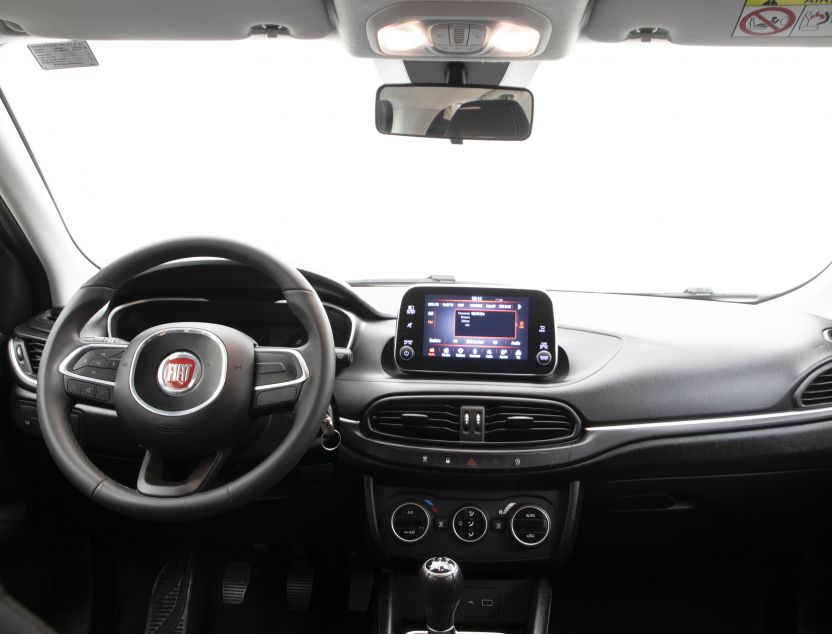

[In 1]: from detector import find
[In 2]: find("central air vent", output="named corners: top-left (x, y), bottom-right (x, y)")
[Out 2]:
top-left (797, 362), bottom-right (832, 407)
top-left (369, 400), bottom-right (461, 442)
top-left (366, 396), bottom-right (580, 445)
top-left (484, 403), bottom-right (576, 443)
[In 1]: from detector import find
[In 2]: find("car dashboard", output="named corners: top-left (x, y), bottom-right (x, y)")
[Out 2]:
top-left (8, 259), bottom-right (832, 574)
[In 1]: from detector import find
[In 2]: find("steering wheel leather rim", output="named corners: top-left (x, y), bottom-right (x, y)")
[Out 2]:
top-left (36, 238), bottom-right (336, 521)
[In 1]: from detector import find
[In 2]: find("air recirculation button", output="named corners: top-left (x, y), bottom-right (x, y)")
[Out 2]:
top-left (510, 505), bottom-right (550, 547)
top-left (391, 502), bottom-right (431, 543)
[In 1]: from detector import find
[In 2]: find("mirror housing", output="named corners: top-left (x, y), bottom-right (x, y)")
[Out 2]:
top-left (375, 84), bottom-right (533, 142)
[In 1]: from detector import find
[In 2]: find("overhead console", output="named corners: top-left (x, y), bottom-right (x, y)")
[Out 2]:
top-left (394, 286), bottom-right (556, 376)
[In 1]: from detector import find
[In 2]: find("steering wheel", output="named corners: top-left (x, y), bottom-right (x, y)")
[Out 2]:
top-left (35, 238), bottom-right (335, 521)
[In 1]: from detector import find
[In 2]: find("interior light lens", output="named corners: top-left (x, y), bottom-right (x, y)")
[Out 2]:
top-left (489, 22), bottom-right (540, 56)
top-left (378, 21), bottom-right (428, 54)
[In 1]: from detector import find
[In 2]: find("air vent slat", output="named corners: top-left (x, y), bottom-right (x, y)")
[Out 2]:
top-left (367, 397), bottom-right (580, 445)
top-left (797, 363), bottom-right (832, 407)
top-left (26, 341), bottom-right (45, 375)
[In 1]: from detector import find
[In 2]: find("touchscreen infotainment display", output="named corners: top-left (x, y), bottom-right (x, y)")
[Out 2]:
top-left (395, 286), bottom-right (556, 376)
top-left (423, 294), bottom-right (529, 362)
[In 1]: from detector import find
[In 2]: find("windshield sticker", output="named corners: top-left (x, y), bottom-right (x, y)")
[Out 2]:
top-left (28, 41), bottom-right (99, 70)
top-left (734, 0), bottom-right (832, 37)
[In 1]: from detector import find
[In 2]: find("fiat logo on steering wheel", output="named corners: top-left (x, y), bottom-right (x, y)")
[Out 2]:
top-left (157, 351), bottom-right (202, 395)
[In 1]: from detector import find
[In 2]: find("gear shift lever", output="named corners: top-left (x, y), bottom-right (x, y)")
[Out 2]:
top-left (419, 557), bottom-right (464, 634)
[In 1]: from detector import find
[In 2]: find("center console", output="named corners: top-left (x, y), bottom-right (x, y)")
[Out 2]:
top-left (352, 286), bottom-right (576, 634)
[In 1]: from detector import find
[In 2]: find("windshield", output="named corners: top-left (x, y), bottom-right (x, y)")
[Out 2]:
top-left (0, 38), bottom-right (829, 295)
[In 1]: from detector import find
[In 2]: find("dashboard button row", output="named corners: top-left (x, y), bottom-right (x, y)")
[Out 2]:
top-left (410, 451), bottom-right (552, 469)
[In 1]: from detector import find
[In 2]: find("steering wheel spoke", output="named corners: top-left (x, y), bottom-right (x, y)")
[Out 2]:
top-left (250, 346), bottom-right (310, 413)
top-left (59, 341), bottom-right (129, 406)
top-left (137, 449), bottom-right (230, 497)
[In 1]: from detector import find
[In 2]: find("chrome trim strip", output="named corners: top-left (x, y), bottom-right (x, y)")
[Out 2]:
top-left (106, 297), bottom-right (210, 338)
top-left (406, 631), bottom-right (506, 634)
top-left (8, 337), bottom-right (38, 388)
top-left (58, 342), bottom-right (129, 387)
top-left (128, 327), bottom-right (228, 417)
top-left (252, 347), bottom-right (310, 391)
top-left (583, 405), bottom-right (832, 432)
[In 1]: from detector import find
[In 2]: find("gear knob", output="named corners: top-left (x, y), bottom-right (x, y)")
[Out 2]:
top-left (419, 557), bottom-right (464, 634)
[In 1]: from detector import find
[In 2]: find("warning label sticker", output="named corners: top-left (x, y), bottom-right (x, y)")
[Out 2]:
top-left (734, 1), bottom-right (832, 37)
top-left (27, 41), bottom-right (99, 70)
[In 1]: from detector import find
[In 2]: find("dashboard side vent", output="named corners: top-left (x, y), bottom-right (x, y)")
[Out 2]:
top-left (25, 340), bottom-right (45, 375)
top-left (797, 363), bottom-right (832, 407)
top-left (9, 336), bottom-right (46, 385)
top-left (365, 396), bottom-right (580, 445)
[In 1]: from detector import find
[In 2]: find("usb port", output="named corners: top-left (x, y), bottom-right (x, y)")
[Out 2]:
top-left (481, 598), bottom-right (494, 607)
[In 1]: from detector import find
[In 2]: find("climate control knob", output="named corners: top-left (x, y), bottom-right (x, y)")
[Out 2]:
top-left (452, 506), bottom-right (488, 543)
top-left (391, 502), bottom-right (431, 543)
top-left (510, 505), bottom-right (551, 547)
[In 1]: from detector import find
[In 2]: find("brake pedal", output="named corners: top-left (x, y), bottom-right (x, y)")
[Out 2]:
top-left (286, 548), bottom-right (314, 612)
top-left (222, 561), bottom-right (253, 605)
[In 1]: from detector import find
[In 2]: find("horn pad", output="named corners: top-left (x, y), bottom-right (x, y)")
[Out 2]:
top-left (114, 322), bottom-right (255, 458)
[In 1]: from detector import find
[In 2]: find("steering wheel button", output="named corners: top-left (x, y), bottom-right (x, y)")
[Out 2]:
top-left (255, 385), bottom-right (298, 407)
top-left (66, 379), bottom-right (83, 395)
top-left (94, 385), bottom-right (111, 402)
top-left (80, 383), bottom-right (96, 399)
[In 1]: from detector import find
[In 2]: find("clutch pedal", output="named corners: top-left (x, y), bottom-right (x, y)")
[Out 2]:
top-left (145, 548), bottom-right (197, 634)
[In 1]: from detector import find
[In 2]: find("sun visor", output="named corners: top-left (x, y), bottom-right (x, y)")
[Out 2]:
top-left (0, 0), bottom-right (332, 40)
top-left (586, 0), bottom-right (832, 45)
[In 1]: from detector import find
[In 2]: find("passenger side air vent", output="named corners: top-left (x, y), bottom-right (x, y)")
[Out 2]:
top-left (796, 362), bottom-right (832, 407)
top-left (365, 396), bottom-right (580, 445)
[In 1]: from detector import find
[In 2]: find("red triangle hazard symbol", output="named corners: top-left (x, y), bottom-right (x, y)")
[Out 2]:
top-left (467, 457), bottom-right (477, 466)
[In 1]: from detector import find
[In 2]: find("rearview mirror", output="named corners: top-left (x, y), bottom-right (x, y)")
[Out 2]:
top-left (375, 84), bottom-right (533, 142)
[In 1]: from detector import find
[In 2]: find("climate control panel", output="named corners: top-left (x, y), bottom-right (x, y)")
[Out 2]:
top-left (377, 488), bottom-right (562, 562)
